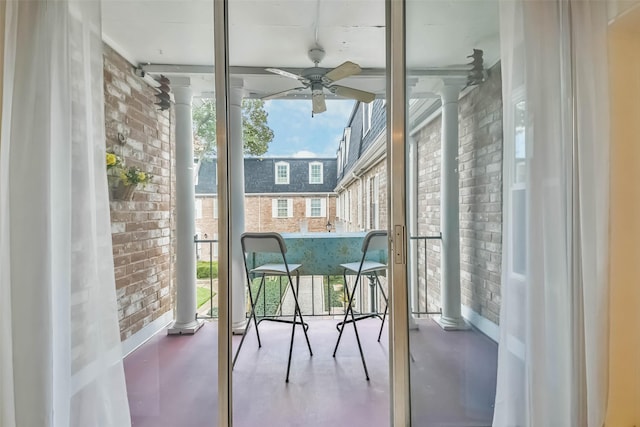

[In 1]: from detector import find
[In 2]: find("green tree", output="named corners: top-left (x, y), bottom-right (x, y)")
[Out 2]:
top-left (192, 99), bottom-right (274, 159)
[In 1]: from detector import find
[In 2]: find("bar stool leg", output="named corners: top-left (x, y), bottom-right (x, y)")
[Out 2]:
top-left (333, 271), bottom-right (352, 355)
top-left (346, 275), bottom-right (369, 380)
top-left (375, 273), bottom-right (388, 342)
top-left (233, 274), bottom-right (265, 368)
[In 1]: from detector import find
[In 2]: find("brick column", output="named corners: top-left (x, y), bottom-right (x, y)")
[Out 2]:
top-left (168, 82), bottom-right (203, 334)
top-left (436, 83), bottom-right (468, 330)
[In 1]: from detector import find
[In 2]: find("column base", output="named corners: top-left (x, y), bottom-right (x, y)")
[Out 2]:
top-left (232, 319), bottom-right (248, 335)
top-left (434, 315), bottom-right (470, 331)
top-left (408, 315), bottom-right (420, 330)
top-left (167, 319), bottom-right (204, 335)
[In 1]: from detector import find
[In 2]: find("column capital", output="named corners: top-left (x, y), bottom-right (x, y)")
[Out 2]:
top-left (173, 85), bottom-right (193, 106)
top-left (230, 77), bottom-right (245, 107)
top-left (439, 83), bottom-right (462, 104)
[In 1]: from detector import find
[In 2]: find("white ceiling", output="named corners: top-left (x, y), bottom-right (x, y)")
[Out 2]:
top-left (102, 0), bottom-right (500, 99)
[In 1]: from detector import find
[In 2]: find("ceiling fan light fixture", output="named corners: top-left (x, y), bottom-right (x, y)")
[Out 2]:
top-left (263, 44), bottom-right (376, 114)
top-left (308, 46), bottom-right (326, 65)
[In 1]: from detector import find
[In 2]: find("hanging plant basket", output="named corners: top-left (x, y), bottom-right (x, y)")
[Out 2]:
top-left (108, 176), bottom-right (137, 201)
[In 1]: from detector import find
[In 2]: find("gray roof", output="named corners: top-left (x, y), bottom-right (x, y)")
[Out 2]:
top-left (195, 157), bottom-right (338, 195)
top-left (337, 99), bottom-right (387, 182)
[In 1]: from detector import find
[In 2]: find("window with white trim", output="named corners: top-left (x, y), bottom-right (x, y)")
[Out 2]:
top-left (306, 198), bottom-right (326, 217)
top-left (357, 182), bottom-right (363, 228)
top-left (272, 198), bottom-right (293, 218)
top-left (343, 128), bottom-right (351, 165)
top-left (362, 102), bottom-right (372, 136)
top-left (367, 175), bottom-right (379, 229)
top-left (309, 162), bottom-right (323, 184)
top-left (275, 162), bottom-right (289, 184)
top-left (195, 198), bottom-right (203, 219)
top-left (510, 97), bottom-right (527, 276)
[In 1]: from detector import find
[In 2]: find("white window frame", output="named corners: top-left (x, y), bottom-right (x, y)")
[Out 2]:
top-left (362, 102), bottom-right (372, 136)
top-left (195, 198), bottom-right (203, 219)
top-left (305, 198), bottom-right (326, 217)
top-left (343, 127), bottom-right (351, 166)
top-left (309, 161), bottom-right (323, 184)
top-left (367, 174), bottom-right (379, 230)
top-left (275, 161), bottom-right (290, 185)
top-left (272, 198), bottom-right (293, 218)
top-left (507, 89), bottom-right (528, 280)
top-left (357, 180), bottom-right (363, 228)
top-left (213, 197), bottom-right (218, 219)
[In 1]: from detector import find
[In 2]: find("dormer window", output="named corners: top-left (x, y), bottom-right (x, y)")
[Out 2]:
top-left (362, 102), bottom-right (372, 135)
top-left (275, 161), bottom-right (289, 184)
top-left (309, 162), bottom-right (323, 184)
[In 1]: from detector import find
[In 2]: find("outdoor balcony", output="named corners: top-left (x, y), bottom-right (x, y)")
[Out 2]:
top-left (122, 235), bottom-right (498, 427)
top-left (125, 317), bottom-right (497, 427)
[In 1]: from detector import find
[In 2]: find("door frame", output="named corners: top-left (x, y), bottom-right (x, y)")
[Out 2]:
top-left (213, 0), bottom-right (414, 425)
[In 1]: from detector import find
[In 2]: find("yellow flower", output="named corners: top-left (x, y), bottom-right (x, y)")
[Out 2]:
top-left (137, 172), bottom-right (146, 182)
top-left (119, 171), bottom-right (130, 185)
top-left (106, 153), bottom-right (117, 166)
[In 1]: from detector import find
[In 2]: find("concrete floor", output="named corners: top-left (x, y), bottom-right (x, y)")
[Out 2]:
top-left (124, 317), bottom-right (497, 427)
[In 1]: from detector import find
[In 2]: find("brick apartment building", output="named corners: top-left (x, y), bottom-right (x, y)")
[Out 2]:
top-left (195, 157), bottom-right (338, 259)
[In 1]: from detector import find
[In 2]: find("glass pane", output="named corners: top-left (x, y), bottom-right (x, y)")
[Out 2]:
top-left (406, 0), bottom-right (500, 425)
top-left (514, 100), bottom-right (527, 184)
top-left (229, 1), bottom-right (387, 426)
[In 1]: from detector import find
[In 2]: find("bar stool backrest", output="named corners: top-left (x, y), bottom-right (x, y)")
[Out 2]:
top-left (241, 232), bottom-right (288, 255)
top-left (362, 230), bottom-right (388, 254)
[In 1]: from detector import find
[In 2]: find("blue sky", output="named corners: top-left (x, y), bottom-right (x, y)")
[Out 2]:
top-left (263, 99), bottom-right (355, 158)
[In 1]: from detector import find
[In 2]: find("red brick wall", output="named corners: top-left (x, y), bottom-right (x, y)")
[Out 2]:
top-left (195, 194), bottom-right (337, 259)
top-left (104, 44), bottom-right (176, 341)
top-left (245, 195), bottom-right (336, 233)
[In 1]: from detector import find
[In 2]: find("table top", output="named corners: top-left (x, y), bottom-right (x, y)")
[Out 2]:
top-left (249, 232), bottom-right (385, 276)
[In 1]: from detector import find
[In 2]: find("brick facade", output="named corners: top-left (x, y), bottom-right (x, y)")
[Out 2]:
top-left (336, 64), bottom-right (503, 326)
top-left (104, 44), bottom-right (176, 341)
top-left (416, 64), bottom-right (503, 324)
top-left (195, 194), bottom-right (337, 260)
top-left (338, 159), bottom-right (387, 232)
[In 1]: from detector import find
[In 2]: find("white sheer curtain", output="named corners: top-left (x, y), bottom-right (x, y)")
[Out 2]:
top-left (494, 0), bottom-right (610, 426)
top-left (0, 1), bottom-right (131, 426)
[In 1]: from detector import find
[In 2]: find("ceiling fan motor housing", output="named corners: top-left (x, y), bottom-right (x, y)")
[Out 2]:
top-left (308, 47), bottom-right (326, 65)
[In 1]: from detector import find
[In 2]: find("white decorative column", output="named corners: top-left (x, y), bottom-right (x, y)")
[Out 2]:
top-left (436, 83), bottom-right (468, 330)
top-left (230, 78), bottom-right (247, 334)
top-left (407, 135), bottom-right (418, 330)
top-left (168, 82), bottom-right (204, 334)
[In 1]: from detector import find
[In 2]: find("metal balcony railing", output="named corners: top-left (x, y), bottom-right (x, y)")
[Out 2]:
top-left (194, 234), bottom-right (443, 321)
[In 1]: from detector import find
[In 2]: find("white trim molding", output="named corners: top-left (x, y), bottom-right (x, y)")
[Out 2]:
top-left (121, 310), bottom-right (174, 357)
top-left (461, 304), bottom-right (499, 343)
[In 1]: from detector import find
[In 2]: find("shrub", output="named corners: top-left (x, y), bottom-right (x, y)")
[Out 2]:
top-left (197, 260), bottom-right (218, 279)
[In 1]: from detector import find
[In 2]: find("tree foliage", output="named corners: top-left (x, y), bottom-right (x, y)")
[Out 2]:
top-left (192, 98), bottom-right (274, 159)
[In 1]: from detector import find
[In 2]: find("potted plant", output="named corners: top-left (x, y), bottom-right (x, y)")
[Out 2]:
top-left (106, 151), bottom-right (153, 201)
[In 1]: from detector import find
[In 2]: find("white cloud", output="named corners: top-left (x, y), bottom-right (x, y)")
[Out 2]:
top-left (291, 150), bottom-right (318, 158)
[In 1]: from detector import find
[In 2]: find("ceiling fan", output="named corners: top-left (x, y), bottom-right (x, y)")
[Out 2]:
top-left (263, 46), bottom-right (376, 115)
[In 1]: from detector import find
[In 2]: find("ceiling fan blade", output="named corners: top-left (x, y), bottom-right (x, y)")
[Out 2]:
top-left (323, 61), bottom-right (362, 83)
top-left (312, 92), bottom-right (327, 114)
top-left (261, 86), bottom-right (306, 100)
top-left (266, 68), bottom-right (310, 84)
top-left (331, 85), bottom-right (376, 103)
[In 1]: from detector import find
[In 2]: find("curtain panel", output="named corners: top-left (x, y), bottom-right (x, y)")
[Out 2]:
top-left (494, 0), bottom-right (610, 426)
top-left (0, 1), bottom-right (131, 426)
